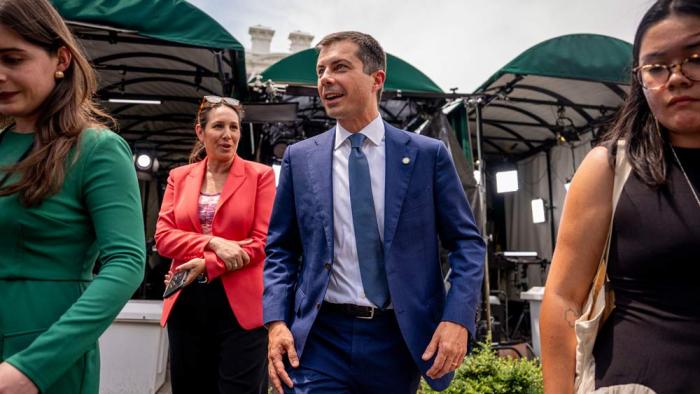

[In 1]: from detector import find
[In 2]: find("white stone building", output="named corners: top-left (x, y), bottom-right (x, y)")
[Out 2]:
top-left (245, 25), bottom-right (314, 80)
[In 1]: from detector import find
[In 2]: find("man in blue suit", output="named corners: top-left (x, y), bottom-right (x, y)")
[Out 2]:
top-left (264, 31), bottom-right (485, 394)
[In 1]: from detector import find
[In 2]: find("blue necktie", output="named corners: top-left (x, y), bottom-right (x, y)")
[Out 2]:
top-left (347, 133), bottom-right (390, 308)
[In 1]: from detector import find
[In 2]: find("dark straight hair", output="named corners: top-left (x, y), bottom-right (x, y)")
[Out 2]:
top-left (601, 0), bottom-right (700, 187)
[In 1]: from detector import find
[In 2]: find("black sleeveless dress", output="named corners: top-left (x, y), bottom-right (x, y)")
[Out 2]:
top-left (593, 147), bottom-right (700, 393)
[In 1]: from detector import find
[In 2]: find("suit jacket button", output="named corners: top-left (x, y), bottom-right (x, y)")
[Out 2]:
top-left (316, 303), bottom-right (321, 309)
top-left (324, 262), bottom-right (331, 270)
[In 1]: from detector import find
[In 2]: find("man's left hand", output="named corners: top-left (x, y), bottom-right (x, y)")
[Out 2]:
top-left (422, 321), bottom-right (468, 379)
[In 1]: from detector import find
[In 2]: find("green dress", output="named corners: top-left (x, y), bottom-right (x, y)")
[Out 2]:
top-left (0, 128), bottom-right (145, 393)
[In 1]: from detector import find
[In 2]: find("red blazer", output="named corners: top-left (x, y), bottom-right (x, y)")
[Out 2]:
top-left (155, 156), bottom-right (275, 329)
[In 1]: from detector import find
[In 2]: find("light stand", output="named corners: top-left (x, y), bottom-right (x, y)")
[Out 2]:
top-left (467, 97), bottom-right (493, 339)
top-left (545, 150), bottom-right (556, 251)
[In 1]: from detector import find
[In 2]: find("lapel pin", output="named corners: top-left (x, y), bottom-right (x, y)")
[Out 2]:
top-left (402, 157), bottom-right (410, 165)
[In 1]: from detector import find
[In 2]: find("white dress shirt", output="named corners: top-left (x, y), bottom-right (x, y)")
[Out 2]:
top-left (324, 115), bottom-right (386, 307)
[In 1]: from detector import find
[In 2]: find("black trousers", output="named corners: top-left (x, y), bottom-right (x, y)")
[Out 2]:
top-left (167, 279), bottom-right (268, 394)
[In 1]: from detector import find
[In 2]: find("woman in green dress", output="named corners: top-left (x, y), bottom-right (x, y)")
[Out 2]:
top-left (0, 0), bottom-right (145, 393)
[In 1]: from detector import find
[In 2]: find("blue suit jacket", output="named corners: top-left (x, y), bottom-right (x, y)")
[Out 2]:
top-left (263, 122), bottom-right (485, 390)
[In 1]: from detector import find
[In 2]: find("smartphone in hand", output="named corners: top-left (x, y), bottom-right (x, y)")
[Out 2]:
top-left (163, 270), bottom-right (189, 298)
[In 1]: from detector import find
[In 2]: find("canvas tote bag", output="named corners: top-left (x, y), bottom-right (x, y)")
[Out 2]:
top-left (573, 141), bottom-right (656, 394)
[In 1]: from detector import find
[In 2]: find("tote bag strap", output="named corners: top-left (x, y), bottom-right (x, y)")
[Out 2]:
top-left (588, 140), bottom-right (632, 317)
top-left (611, 141), bottom-right (633, 221)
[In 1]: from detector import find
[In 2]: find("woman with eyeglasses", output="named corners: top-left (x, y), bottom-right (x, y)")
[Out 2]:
top-left (0, 0), bottom-right (145, 393)
top-left (155, 96), bottom-right (275, 393)
top-left (541, 0), bottom-right (700, 392)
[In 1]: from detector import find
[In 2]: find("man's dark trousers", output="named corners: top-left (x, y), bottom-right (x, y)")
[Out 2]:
top-left (284, 305), bottom-right (421, 394)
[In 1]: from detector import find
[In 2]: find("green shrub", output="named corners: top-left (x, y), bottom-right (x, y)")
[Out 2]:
top-left (418, 342), bottom-right (543, 394)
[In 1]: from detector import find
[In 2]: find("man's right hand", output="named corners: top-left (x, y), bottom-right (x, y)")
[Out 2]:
top-left (267, 321), bottom-right (299, 394)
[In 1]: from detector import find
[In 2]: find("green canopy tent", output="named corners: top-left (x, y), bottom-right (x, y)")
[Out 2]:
top-left (463, 33), bottom-right (633, 160)
top-left (442, 34), bottom-right (632, 226)
top-left (53, 0), bottom-right (247, 169)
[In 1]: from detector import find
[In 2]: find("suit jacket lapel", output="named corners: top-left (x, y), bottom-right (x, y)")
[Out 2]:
top-left (383, 122), bottom-right (417, 253)
top-left (306, 128), bottom-right (335, 254)
top-left (215, 156), bottom-right (246, 216)
top-left (186, 159), bottom-right (206, 233)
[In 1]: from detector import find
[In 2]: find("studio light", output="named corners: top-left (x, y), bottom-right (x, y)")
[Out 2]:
top-left (133, 150), bottom-right (159, 175)
top-left (495, 170), bottom-right (518, 193)
top-left (136, 154), bottom-right (152, 171)
top-left (108, 98), bottom-right (162, 105)
top-left (503, 251), bottom-right (538, 257)
top-left (473, 169), bottom-right (481, 186)
top-left (531, 198), bottom-right (546, 224)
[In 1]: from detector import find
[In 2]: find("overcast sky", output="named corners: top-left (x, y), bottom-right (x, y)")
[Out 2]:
top-left (188, 0), bottom-right (653, 92)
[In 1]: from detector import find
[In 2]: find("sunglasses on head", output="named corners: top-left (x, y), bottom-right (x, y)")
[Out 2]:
top-left (197, 96), bottom-right (241, 113)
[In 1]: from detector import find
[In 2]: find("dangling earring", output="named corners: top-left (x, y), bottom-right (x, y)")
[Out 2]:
top-left (54, 71), bottom-right (64, 79)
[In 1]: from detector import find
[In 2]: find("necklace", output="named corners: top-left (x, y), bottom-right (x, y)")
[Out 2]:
top-left (670, 146), bottom-right (700, 209)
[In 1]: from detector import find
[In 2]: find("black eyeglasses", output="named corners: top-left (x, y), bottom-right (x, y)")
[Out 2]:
top-left (634, 53), bottom-right (700, 89)
top-left (197, 96), bottom-right (241, 113)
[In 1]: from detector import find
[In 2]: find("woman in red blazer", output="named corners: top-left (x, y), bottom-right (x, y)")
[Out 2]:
top-left (155, 96), bottom-right (275, 394)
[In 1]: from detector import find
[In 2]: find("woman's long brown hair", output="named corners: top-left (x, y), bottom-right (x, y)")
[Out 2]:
top-left (0, 0), bottom-right (114, 206)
